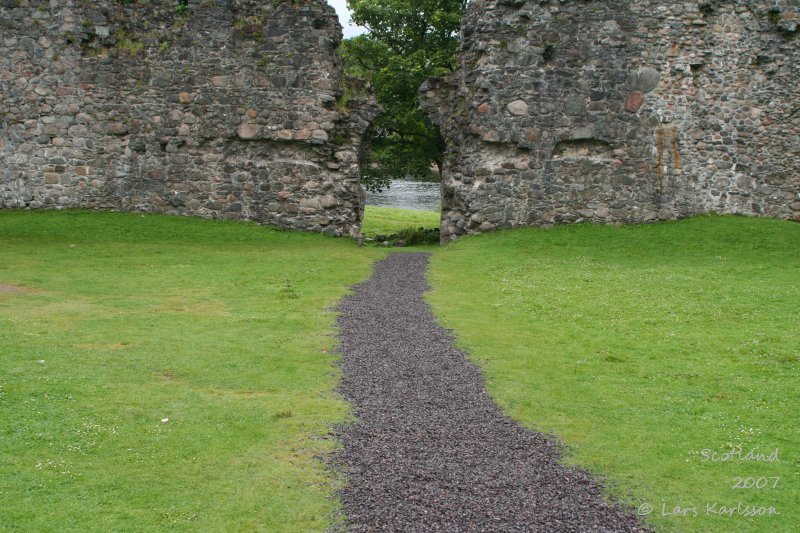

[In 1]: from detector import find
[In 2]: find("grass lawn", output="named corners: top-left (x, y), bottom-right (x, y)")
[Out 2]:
top-left (427, 215), bottom-right (800, 532)
top-left (3, 209), bottom-right (798, 532)
top-left (361, 206), bottom-right (440, 238)
top-left (0, 210), bottom-right (385, 531)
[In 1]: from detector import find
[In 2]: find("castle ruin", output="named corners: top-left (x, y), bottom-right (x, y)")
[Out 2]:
top-left (2, 0), bottom-right (798, 241)
top-left (422, 0), bottom-right (799, 240)
top-left (0, 0), bottom-right (378, 236)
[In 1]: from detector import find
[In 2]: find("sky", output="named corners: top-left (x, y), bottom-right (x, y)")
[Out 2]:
top-left (327, 0), bottom-right (368, 39)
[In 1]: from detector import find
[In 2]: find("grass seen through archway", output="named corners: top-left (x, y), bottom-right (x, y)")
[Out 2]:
top-left (361, 206), bottom-right (440, 245)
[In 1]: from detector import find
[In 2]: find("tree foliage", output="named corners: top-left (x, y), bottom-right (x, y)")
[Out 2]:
top-left (341, 0), bottom-right (466, 191)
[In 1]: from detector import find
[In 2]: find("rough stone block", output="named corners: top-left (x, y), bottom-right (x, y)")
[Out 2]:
top-left (236, 123), bottom-right (261, 140)
top-left (107, 122), bottom-right (128, 135)
top-left (211, 76), bottom-right (230, 87)
top-left (624, 92), bottom-right (645, 113)
top-left (629, 68), bottom-right (661, 93)
top-left (506, 100), bottom-right (528, 116)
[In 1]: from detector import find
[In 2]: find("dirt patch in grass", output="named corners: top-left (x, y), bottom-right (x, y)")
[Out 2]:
top-left (0, 283), bottom-right (38, 295)
top-left (157, 299), bottom-right (231, 316)
top-left (75, 342), bottom-right (131, 351)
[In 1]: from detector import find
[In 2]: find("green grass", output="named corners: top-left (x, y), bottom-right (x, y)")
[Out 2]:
top-left (0, 210), bottom-right (385, 531)
top-left (427, 216), bottom-right (800, 532)
top-left (3, 210), bottom-right (799, 532)
top-left (361, 206), bottom-right (440, 238)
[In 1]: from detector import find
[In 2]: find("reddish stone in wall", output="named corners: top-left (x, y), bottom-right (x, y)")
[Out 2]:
top-left (624, 92), bottom-right (645, 113)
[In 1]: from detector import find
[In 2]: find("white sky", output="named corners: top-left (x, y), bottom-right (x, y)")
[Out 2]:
top-left (327, 0), bottom-right (368, 39)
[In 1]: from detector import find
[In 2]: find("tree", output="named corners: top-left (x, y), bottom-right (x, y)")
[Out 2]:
top-left (341, 0), bottom-right (466, 191)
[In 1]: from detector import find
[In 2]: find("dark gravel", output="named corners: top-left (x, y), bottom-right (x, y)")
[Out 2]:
top-left (333, 253), bottom-right (649, 532)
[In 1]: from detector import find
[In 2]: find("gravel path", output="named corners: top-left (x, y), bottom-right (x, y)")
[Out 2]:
top-left (334, 253), bottom-right (648, 531)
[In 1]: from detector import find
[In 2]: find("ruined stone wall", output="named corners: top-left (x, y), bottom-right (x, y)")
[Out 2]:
top-left (0, 0), bottom-right (378, 236)
top-left (422, 0), bottom-right (799, 240)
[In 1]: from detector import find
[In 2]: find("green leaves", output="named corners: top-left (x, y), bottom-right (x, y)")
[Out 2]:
top-left (342, 0), bottom-right (466, 190)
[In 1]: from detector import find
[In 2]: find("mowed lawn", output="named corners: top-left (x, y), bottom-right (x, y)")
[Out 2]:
top-left (361, 206), bottom-right (440, 239)
top-left (2, 210), bottom-right (799, 532)
top-left (427, 216), bottom-right (799, 532)
top-left (0, 211), bottom-right (384, 531)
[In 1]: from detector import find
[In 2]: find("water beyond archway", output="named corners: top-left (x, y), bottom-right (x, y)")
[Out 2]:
top-left (365, 180), bottom-right (440, 212)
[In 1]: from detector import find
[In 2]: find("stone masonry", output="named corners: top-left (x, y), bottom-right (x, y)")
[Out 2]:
top-left (1, 0), bottom-right (378, 237)
top-left (422, 0), bottom-right (799, 241)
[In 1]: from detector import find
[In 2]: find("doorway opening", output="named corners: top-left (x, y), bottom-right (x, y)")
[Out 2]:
top-left (360, 177), bottom-right (441, 246)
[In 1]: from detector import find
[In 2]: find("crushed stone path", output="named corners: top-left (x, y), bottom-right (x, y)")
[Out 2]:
top-left (334, 253), bottom-right (648, 531)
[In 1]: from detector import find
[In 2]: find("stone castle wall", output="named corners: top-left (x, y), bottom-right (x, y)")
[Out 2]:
top-left (422, 0), bottom-right (799, 240)
top-left (1, 0), bottom-right (378, 236)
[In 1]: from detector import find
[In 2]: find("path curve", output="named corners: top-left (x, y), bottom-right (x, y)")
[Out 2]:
top-left (334, 253), bottom-right (648, 531)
